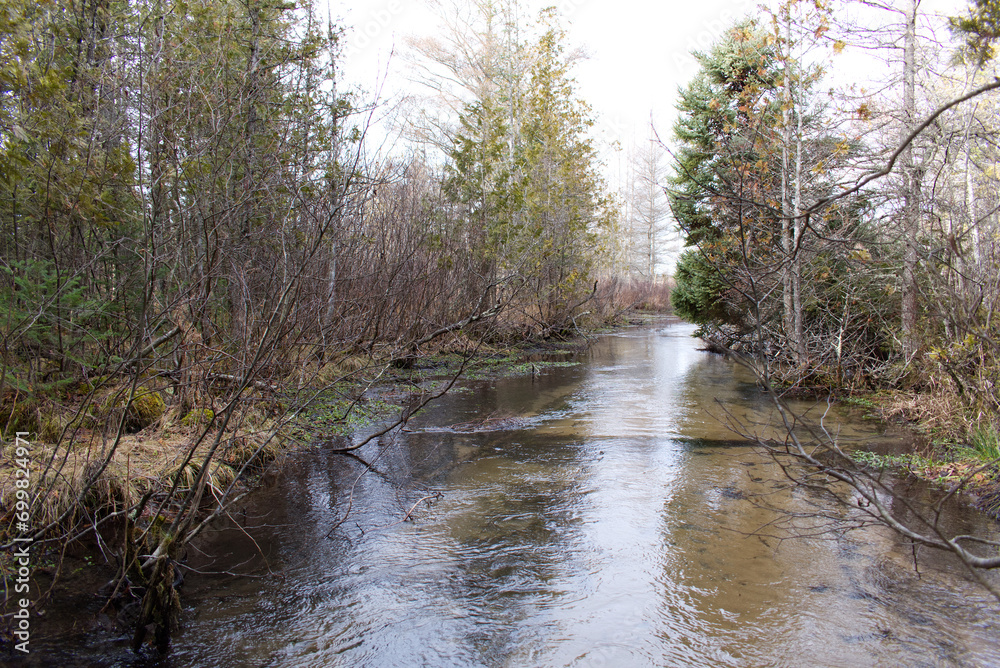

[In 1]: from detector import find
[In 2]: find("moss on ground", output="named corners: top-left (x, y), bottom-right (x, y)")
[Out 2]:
top-left (287, 388), bottom-right (404, 441)
top-left (180, 408), bottom-right (215, 427)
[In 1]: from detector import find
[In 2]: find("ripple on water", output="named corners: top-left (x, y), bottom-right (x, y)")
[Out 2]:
top-left (58, 322), bottom-right (1000, 667)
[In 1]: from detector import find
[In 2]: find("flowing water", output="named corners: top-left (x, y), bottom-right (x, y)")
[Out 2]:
top-left (28, 321), bottom-right (1000, 666)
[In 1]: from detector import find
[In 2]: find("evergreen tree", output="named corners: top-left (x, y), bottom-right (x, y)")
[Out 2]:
top-left (443, 9), bottom-right (613, 332)
top-left (668, 21), bottom-right (783, 341)
top-left (0, 0), bottom-right (138, 388)
top-left (519, 16), bottom-right (612, 319)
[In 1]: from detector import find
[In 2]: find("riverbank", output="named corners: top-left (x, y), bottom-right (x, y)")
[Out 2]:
top-left (841, 390), bottom-right (1000, 517)
top-left (18, 320), bottom-right (1000, 667)
top-left (1, 341), bottom-right (591, 521)
top-left (0, 323), bottom-right (605, 652)
top-left (8, 313), bottom-right (998, 658)
top-left (700, 334), bottom-right (1000, 520)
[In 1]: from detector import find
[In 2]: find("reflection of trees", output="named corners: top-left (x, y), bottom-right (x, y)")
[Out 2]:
top-left (292, 366), bottom-right (595, 662)
top-left (672, 351), bottom-right (780, 443)
top-left (171, 324), bottom-right (1000, 664)
top-left (725, 349), bottom-right (1000, 600)
top-left (673, 345), bottom-right (891, 449)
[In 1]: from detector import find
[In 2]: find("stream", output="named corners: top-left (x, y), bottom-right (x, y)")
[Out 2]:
top-left (27, 321), bottom-right (1000, 666)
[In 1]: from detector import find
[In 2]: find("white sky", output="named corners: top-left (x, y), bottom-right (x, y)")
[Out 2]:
top-left (329, 0), bottom-right (762, 162)
top-left (330, 0), bottom-right (969, 167)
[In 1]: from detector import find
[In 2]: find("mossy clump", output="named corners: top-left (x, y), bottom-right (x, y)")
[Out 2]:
top-left (0, 395), bottom-right (40, 440)
top-left (180, 408), bottom-right (215, 427)
top-left (100, 388), bottom-right (166, 433)
top-left (126, 391), bottom-right (166, 431)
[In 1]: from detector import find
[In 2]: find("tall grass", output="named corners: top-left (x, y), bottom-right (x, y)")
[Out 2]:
top-left (966, 423), bottom-right (1000, 462)
top-left (594, 275), bottom-right (673, 316)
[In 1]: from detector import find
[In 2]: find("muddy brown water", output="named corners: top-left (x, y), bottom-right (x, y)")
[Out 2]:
top-left (21, 322), bottom-right (1000, 666)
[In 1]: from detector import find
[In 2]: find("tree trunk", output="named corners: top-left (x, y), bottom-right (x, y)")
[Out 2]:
top-left (901, 0), bottom-right (920, 359)
top-left (780, 6), bottom-right (805, 367)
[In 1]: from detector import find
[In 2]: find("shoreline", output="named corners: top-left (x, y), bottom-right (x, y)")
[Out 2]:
top-left (5, 314), bottom-right (998, 657)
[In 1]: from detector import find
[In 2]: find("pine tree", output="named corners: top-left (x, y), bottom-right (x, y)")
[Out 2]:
top-left (668, 21), bottom-right (783, 340)
top-left (519, 16), bottom-right (611, 319)
top-left (443, 9), bottom-right (613, 332)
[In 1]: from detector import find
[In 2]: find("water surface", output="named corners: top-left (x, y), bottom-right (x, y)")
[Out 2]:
top-left (35, 322), bottom-right (1000, 666)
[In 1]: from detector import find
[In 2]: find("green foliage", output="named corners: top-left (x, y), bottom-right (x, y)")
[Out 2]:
top-left (667, 21), bottom-right (784, 333)
top-left (290, 387), bottom-right (402, 439)
top-left (0, 259), bottom-right (125, 393)
top-left (0, 0), bottom-right (353, 411)
top-left (445, 96), bottom-right (521, 262)
top-left (0, 395), bottom-right (39, 439)
top-left (950, 0), bottom-right (1000, 63)
top-left (852, 449), bottom-right (936, 471)
top-left (443, 11), bottom-right (614, 327)
top-left (667, 15), bottom-right (889, 377)
top-left (0, 0), bottom-right (138, 241)
top-left (671, 249), bottom-right (733, 326)
top-left (669, 21), bottom-right (781, 239)
top-left (960, 424), bottom-right (1000, 462)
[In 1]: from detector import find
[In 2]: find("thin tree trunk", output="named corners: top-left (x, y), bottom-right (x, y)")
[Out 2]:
top-left (780, 6), bottom-right (802, 366)
top-left (901, 0), bottom-right (920, 358)
top-left (793, 80), bottom-right (806, 367)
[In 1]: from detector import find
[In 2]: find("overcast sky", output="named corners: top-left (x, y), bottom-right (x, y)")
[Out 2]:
top-left (330, 0), bottom-right (760, 156)
top-left (329, 0), bottom-right (969, 176)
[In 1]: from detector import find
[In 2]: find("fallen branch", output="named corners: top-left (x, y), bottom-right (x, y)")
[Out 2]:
top-left (332, 334), bottom-right (482, 454)
top-left (429, 304), bottom-right (499, 343)
top-left (124, 325), bottom-right (182, 370)
top-left (399, 492), bottom-right (442, 523)
top-left (393, 303), bottom-right (503, 368)
top-left (205, 373), bottom-right (278, 392)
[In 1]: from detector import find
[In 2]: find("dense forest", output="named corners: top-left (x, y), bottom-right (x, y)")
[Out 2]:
top-left (2, 0), bottom-right (1000, 653)
top-left (671, 0), bottom-right (1000, 448)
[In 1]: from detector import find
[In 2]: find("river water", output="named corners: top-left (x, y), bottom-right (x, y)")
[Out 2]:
top-left (29, 321), bottom-right (1000, 666)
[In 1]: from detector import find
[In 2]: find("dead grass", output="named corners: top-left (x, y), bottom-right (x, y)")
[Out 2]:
top-left (0, 414), bottom-right (284, 542)
top-left (875, 389), bottom-right (969, 441)
top-left (595, 276), bottom-right (673, 316)
top-left (860, 387), bottom-right (1000, 515)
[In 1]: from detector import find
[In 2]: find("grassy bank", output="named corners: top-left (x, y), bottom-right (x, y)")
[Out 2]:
top-left (0, 343), bottom-right (552, 544)
top-left (842, 389), bottom-right (1000, 517)
top-left (0, 325), bottom-right (608, 648)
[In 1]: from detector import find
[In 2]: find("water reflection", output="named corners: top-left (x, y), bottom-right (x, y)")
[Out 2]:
top-left (176, 322), bottom-right (1000, 667)
top-left (33, 321), bottom-right (1000, 667)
